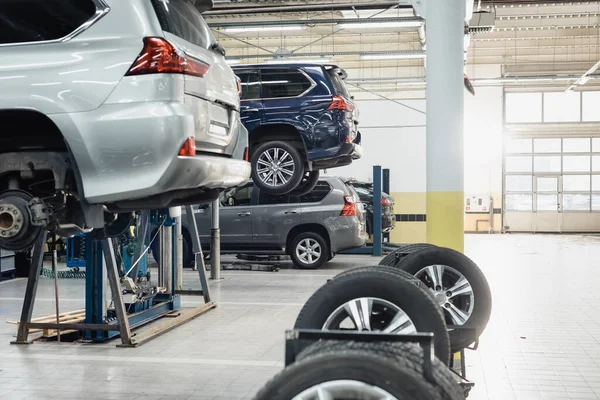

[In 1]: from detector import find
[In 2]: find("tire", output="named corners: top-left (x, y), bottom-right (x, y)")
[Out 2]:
top-left (294, 268), bottom-right (451, 365)
top-left (287, 171), bottom-right (320, 196)
top-left (379, 243), bottom-right (438, 267)
top-left (254, 344), bottom-right (456, 400)
top-left (397, 246), bottom-right (492, 353)
top-left (334, 264), bottom-right (424, 287)
top-left (289, 232), bottom-right (329, 270)
top-left (297, 341), bottom-right (464, 400)
top-left (251, 141), bottom-right (304, 195)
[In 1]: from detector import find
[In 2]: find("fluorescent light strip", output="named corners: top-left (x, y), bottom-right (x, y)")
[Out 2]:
top-left (361, 53), bottom-right (426, 60)
top-left (339, 21), bottom-right (423, 29)
top-left (222, 26), bottom-right (304, 33)
top-left (226, 59), bottom-right (241, 65)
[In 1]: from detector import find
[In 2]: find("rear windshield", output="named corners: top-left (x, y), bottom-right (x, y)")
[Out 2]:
top-left (151, 0), bottom-right (215, 49)
top-left (0, 0), bottom-right (97, 44)
top-left (327, 69), bottom-right (351, 99)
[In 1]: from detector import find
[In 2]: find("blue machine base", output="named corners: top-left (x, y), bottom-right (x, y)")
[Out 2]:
top-left (85, 294), bottom-right (181, 342)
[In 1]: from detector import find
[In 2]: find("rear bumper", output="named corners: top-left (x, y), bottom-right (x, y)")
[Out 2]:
top-left (311, 142), bottom-right (363, 170)
top-left (329, 216), bottom-right (367, 252)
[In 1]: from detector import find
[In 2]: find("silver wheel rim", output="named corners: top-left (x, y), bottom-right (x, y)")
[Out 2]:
top-left (323, 297), bottom-right (417, 334)
top-left (296, 238), bottom-right (321, 265)
top-left (291, 379), bottom-right (398, 400)
top-left (256, 147), bottom-right (295, 187)
top-left (415, 264), bottom-right (475, 326)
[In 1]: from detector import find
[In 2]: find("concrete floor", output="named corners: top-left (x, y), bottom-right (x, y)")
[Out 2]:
top-left (0, 234), bottom-right (599, 400)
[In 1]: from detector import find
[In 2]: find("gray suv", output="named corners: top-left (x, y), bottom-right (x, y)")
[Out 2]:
top-left (153, 176), bottom-right (367, 269)
top-left (0, 0), bottom-right (250, 251)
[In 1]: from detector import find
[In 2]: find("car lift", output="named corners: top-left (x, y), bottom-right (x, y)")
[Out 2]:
top-left (341, 165), bottom-right (404, 257)
top-left (11, 205), bottom-right (215, 347)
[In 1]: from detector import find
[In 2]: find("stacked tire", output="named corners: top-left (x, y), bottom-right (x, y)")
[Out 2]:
top-left (253, 266), bottom-right (469, 399)
top-left (378, 244), bottom-right (492, 353)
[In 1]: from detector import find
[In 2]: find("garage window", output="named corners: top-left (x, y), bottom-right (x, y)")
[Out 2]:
top-left (0, 0), bottom-right (98, 44)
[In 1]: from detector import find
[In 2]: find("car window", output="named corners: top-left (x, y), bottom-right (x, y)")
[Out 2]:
top-left (221, 184), bottom-right (253, 207)
top-left (0, 0), bottom-right (97, 45)
top-left (261, 69), bottom-right (312, 98)
top-left (300, 181), bottom-right (332, 203)
top-left (151, 0), bottom-right (215, 49)
top-left (236, 71), bottom-right (261, 100)
top-left (327, 69), bottom-right (351, 98)
top-left (258, 192), bottom-right (291, 205)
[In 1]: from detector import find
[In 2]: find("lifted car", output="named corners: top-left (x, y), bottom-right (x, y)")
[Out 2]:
top-left (233, 63), bottom-right (363, 195)
top-left (0, 0), bottom-right (250, 251)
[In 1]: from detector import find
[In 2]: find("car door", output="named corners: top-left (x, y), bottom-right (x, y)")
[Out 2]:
top-left (252, 190), bottom-right (302, 250)
top-left (217, 182), bottom-right (255, 251)
top-left (235, 69), bottom-right (263, 133)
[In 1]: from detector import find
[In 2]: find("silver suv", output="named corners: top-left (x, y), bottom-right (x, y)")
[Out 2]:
top-left (152, 176), bottom-right (367, 269)
top-left (0, 0), bottom-right (250, 251)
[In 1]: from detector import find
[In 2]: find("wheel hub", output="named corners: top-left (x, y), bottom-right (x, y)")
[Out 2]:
top-left (0, 204), bottom-right (22, 238)
top-left (434, 291), bottom-right (447, 306)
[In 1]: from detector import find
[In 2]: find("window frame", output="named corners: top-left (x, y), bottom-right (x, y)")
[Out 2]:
top-left (236, 70), bottom-right (261, 101)
top-left (299, 181), bottom-right (333, 204)
top-left (0, 0), bottom-right (110, 47)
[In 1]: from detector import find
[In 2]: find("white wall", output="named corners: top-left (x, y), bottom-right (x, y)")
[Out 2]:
top-left (334, 97), bottom-right (426, 193)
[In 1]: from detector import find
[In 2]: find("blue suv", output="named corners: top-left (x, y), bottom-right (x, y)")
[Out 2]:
top-left (232, 64), bottom-right (363, 195)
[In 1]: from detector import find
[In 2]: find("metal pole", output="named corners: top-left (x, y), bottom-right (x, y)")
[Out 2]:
top-left (373, 165), bottom-right (383, 257)
top-left (176, 216), bottom-right (183, 290)
top-left (52, 240), bottom-right (60, 344)
top-left (102, 238), bottom-right (132, 346)
top-left (184, 205), bottom-right (211, 303)
top-left (425, 0), bottom-right (466, 252)
top-left (12, 231), bottom-right (48, 344)
top-left (210, 199), bottom-right (221, 280)
top-left (160, 226), bottom-right (172, 292)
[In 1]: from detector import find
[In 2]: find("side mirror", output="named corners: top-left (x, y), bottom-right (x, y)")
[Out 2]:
top-left (192, 0), bottom-right (214, 13)
top-left (211, 42), bottom-right (226, 57)
top-left (228, 197), bottom-right (235, 206)
top-left (464, 73), bottom-right (475, 96)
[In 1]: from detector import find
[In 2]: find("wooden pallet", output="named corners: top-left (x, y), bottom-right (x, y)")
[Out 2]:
top-left (7, 309), bottom-right (85, 338)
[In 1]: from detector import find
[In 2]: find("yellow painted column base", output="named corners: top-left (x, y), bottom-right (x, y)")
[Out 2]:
top-left (426, 191), bottom-right (464, 252)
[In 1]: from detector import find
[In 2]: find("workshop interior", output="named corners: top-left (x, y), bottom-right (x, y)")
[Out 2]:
top-left (1, 0), bottom-right (599, 399)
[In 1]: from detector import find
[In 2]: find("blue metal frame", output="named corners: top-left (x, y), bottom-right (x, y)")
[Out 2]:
top-left (66, 234), bottom-right (87, 269)
top-left (341, 165), bottom-right (383, 256)
top-left (83, 210), bottom-right (182, 342)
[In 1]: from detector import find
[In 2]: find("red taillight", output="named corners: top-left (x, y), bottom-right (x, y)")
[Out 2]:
top-left (179, 137), bottom-right (196, 157)
top-left (328, 95), bottom-right (354, 111)
top-left (381, 197), bottom-right (392, 207)
top-left (340, 195), bottom-right (357, 216)
top-left (126, 37), bottom-right (209, 78)
top-left (243, 147), bottom-right (249, 162)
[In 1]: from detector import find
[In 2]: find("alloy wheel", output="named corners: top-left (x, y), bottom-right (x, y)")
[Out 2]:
top-left (323, 297), bottom-right (417, 334)
top-left (256, 147), bottom-right (295, 187)
top-left (415, 264), bottom-right (475, 326)
top-left (296, 238), bottom-right (322, 265)
top-left (292, 380), bottom-right (398, 400)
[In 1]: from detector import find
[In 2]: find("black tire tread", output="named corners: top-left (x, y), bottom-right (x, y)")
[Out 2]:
top-left (379, 243), bottom-right (437, 267)
top-left (254, 347), bottom-right (442, 400)
top-left (294, 268), bottom-right (451, 365)
top-left (297, 340), bottom-right (463, 400)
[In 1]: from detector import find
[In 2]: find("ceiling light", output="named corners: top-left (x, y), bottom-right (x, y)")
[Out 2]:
top-left (226, 59), bottom-right (241, 65)
top-left (222, 25), bottom-right (305, 33)
top-left (361, 53), bottom-right (426, 60)
top-left (339, 21), bottom-right (423, 29)
top-left (265, 59), bottom-right (331, 64)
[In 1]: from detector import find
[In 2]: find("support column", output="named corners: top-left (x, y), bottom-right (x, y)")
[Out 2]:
top-left (210, 199), bottom-right (221, 280)
top-left (425, 0), bottom-right (466, 252)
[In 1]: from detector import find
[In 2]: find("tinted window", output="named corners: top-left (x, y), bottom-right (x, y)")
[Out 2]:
top-left (151, 0), bottom-right (215, 49)
top-left (261, 69), bottom-right (312, 98)
top-left (0, 0), bottom-right (97, 44)
top-left (236, 71), bottom-right (261, 100)
top-left (258, 192), bottom-right (291, 205)
top-left (327, 69), bottom-right (351, 98)
top-left (300, 181), bottom-right (332, 203)
top-left (221, 184), bottom-right (253, 206)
